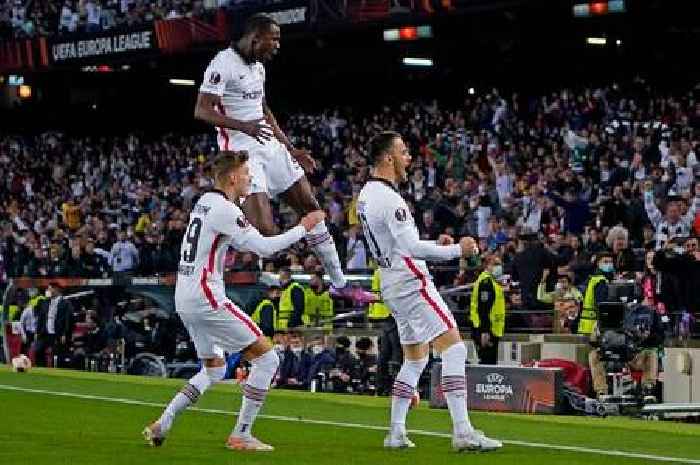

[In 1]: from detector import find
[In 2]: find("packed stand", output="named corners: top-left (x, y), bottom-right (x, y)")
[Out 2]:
top-left (0, 80), bottom-right (699, 324)
top-left (0, 0), bottom-right (216, 40)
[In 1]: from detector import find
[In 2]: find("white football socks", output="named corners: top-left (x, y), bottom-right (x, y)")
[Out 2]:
top-left (233, 350), bottom-right (280, 437)
top-left (306, 222), bottom-right (347, 289)
top-left (159, 365), bottom-right (225, 433)
top-left (390, 357), bottom-right (428, 435)
top-left (441, 343), bottom-right (473, 435)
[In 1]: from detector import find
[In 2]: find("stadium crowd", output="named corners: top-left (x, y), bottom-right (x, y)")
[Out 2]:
top-left (2, 79), bottom-right (700, 329)
top-left (0, 0), bottom-right (218, 40)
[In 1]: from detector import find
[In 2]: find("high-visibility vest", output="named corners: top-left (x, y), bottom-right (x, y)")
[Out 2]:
top-left (278, 281), bottom-right (304, 330)
top-left (469, 271), bottom-right (506, 337)
top-left (579, 274), bottom-right (608, 335)
top-left (368, 269), bottom-right (391, 319)
top-left (304, 288), bottom-right (334, 329)
top-left (252, 299), bottom-right (274, 326)
top-left (4, 305), bottom-right (19, 321)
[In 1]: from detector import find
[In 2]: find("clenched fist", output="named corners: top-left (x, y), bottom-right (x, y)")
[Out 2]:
top-left (300, 210), bottom-right (325, 231)
top-left (459, 236), bottom-right (479, 257)
top-left (438, 234), bottom-right (455, 245)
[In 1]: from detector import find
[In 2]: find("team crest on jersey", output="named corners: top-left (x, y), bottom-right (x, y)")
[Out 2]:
top-left (236, 216), bottom-right (249, 228)
top-left (209, 71), bottom-right (221, 84)
top-left (395, 208), bottom-right (407, 222)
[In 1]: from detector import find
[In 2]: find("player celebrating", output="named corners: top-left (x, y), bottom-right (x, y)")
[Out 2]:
top-left (143, 151), bottom-right (324, 451)
top-left (194, 13), bottom-right (373, 305)
top-left (357, 132), bottom-right (502, 452)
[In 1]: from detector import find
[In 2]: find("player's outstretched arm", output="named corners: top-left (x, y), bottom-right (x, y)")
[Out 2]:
top-left (194, 92), bottom-right (273, 144)
top-left (395, 227), bottom-right (478, 262)
top-left (241, 210), bottom-right (325, 257)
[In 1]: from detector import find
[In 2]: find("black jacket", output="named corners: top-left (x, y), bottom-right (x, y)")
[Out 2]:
top-left (35, 297), bottom-right (73, 339)
top-left (510, 242), bottom-right (556, 308)
top-left (653, 251), bottom-right (700, 313)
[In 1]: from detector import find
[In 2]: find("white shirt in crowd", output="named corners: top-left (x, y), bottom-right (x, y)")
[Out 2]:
top-left (47, 296), bottom-right (61, 335)
top-left (86, 0), bottom-right (101, 25)
top-left (20, 306), bottom-right (37, 338)
top-left (60, 4), bottom-right (73, 29)
top-left (346, 234), bottom-right (367, 270)
top-left (111, 239), bottom-right (139, 272)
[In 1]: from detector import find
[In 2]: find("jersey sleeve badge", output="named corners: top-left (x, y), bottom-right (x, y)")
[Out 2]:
top-left (209, 71), bottom-right (221, 85)
top-left (395, 208), bottom-right (407, 222)
top-left (236, 216), bottom-right (250, 228)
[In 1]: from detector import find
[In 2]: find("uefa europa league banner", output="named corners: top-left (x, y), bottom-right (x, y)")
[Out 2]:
top-left (49, 27), bottom-right (155, 64)
top-left (430, 363), bottom-right (564, 414)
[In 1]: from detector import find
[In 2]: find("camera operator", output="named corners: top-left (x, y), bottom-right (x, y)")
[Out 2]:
top-left (588, 303), bottom-right (665, 402)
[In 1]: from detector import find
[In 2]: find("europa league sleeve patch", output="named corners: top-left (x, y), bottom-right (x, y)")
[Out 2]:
top-left (209, 71), bottom-right (221, 85)
top-left (395, 208), bottom-right (407, 222)
top-left (236, 216), bottom-right (249, 228)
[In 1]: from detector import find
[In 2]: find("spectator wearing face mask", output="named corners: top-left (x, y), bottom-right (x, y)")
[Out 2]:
top-left (470, 254), bottom-right (507, 364)
top-left (278, 332), bottom-right (312, 389)
top-left (306, 337), bottom-right (335, 389)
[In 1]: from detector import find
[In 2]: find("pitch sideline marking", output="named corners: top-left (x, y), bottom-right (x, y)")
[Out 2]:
top-left (0, 384), bottom-right (698, 464)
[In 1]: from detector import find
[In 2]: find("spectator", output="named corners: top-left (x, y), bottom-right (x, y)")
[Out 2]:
top-left (354, 337), bottom-right (377, 394)
top-left (607, 226), bottom-right (637, 275)
top-left (509, 233), bottom-right (555, 309)
top-left (327, 336), bottom-right (358, 393)
top-left (545, 187), bottom-right (591, 235)
top-left (81, 238), bottom-right (111, 277)
top-left (111, 229), bottom-right (139, 275)
top-left (345, 225), bottom-right (367, 271)
top-left (644, 181), bottom-right (700, 250)
top-left (278, 332), bottom-right (312, 389)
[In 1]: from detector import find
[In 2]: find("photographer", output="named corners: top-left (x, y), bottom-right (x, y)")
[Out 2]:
top-left (588, 303), bottom-right (665, 402)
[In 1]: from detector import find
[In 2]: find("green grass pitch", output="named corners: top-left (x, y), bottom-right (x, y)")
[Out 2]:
top-left (1, 365), bottom-right (699, 465)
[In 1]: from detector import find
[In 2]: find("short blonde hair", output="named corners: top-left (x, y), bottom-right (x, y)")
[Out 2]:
top-left (212, 151), bottom-right (249, 185)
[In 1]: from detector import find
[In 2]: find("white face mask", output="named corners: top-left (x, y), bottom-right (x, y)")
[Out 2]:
top-left (292, 347), bottom-right (303, 356)
top-left (311, 345), bottom-right (324, 356)
top-left (555, 282), bottom-right (566, 292)
top-left (274, 344), bottom-right (284, 352)
top-left (491, 265), bottom-right (503, 279)
top-left (45, 290), bottom-right (52, 298)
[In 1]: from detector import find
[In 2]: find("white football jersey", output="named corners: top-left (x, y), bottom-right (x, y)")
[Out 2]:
top-left (358, 178), bottom-right (433, 288)
top-left (199, 47), bottom-right (266, 150)
top-left (175, 190), bottom-right (262, 312)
